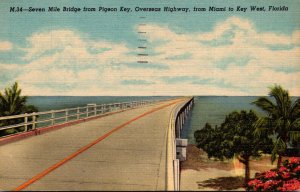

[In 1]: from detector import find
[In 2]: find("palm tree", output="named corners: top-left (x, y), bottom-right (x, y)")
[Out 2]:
top-left (253, 85), bottom-right (300, 168)
top-left (0, 82), bottom-right (38, 135)
top-left (0, 82), bottom-right (27, 116)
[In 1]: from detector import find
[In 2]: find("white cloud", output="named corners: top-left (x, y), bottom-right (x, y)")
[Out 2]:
top-left (2, 16), bottom-right (300, 96)
top-left (11, 29), bottom-right (135, 95)
top-left (133, 17), bottom-right (300, 96)
top-left (23, 30), bottom-right (86, 60)
top-left (0, 41), bottom-right (13, 51)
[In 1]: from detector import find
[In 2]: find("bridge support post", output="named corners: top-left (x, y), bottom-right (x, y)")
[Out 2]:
top-left (99, 105), bottom-right (102, 114)
top-left (65, 110), bottom-right (68, 122)
top-left (185, 108), bottom-right (188, 118)
top-left (51, 111), bottom-right (55, 125)
top-left (32, 113), bottom-right (36, 130)
top-left (87, 104), bottom-right (97, 117)
top-left (24, 114), bottom-right (28, 132)
top-left (176, 117), bottom-right (180, 138)
top-left (181, 113), bottom-right (183, 125)
top-left (77, 108), bottom-right (80, 119)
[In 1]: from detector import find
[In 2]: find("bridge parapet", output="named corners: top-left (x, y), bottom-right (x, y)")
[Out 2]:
top-left (167, 97), bottom-right (194, 191)
top-left (0, 98), bottom-right (170, 142)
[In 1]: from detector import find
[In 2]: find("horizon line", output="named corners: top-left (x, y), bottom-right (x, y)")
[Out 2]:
top-left (26, 95), bottom-right (300, 97)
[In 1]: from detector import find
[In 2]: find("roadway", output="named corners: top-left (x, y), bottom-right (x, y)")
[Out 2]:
top-left (0, 98), bottom-right (188, 191)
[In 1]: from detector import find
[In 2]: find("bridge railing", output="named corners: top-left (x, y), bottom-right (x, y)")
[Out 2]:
top-left (167, 97), bottom-right (194, 191)
top-left (0, 99), bottom-right (164, 138)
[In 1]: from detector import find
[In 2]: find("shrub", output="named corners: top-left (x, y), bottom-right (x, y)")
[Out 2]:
top-left (247, 157), bottom-right (300, 191)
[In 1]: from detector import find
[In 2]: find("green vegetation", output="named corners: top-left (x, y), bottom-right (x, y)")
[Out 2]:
top-left (0, 82), bottom-right (38, 136)
top-left (194, 110), bottom-right (272, 184)
top-left (194, 85), bottom-right (300, 187)
top-left (253, 85), bottom-right (300, 168)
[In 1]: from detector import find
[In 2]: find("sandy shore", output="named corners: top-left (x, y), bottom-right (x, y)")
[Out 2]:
top-left (180, 144), bottom-right (277, 191)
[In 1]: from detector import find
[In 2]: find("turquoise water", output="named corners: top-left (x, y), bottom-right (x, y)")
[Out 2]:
top-left (27, 96), bottom-right (260, 136)
top-left (181, 96), bottom-right (265, 144)
top-left (182, 96), bottom-right (299, 144)
top-left (27, 96), bottom-right (297, 144)
top-left (26, 96), bottom-right (174, 128)
top-left (27, 96), bottom-right (173, 111)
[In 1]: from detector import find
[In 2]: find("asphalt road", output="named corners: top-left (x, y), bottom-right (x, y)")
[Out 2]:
top-left (0, 99), bottom-right (187, 191)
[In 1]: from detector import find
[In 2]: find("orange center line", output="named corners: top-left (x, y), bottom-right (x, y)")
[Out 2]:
top-left (14, 99), bottom-right (184, 191)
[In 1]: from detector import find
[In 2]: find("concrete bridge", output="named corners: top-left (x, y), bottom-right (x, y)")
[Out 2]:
top-left (0, 97), bottom-right (194, 191)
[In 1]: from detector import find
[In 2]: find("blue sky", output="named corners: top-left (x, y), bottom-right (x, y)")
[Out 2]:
top-left (0, 0), bottom-right (300, 96)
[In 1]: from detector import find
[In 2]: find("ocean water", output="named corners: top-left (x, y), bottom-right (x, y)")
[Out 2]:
top-left (181, 96), bottom-right (265, 144)
top-left (27, 96), bottom-right (297, 144)
top-left (27, 96), bottom-right (173, 111)
top-left (182, 96), bottom-right (300, 144)
top-left (26, 96), bottom-right (174, 128)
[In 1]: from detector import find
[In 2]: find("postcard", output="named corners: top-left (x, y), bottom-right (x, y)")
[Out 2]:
top-left (0, 0), bottom-right (299, 191)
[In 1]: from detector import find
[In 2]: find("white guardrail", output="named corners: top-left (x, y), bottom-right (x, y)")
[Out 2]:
top-left (0, 99), bottom-right (166, 138)
top-left (167, 97), bottom-right (194, 191)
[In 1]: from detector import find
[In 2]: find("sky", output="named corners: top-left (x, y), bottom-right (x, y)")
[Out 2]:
top-left (0, 0), bottom-right (300, 96)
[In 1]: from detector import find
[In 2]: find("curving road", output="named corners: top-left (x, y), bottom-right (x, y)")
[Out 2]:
top-left (0, 98), bottom-right (188, 191)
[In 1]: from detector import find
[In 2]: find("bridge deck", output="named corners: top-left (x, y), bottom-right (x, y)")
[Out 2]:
top-left (0, 99), bottom-right (186, 191)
